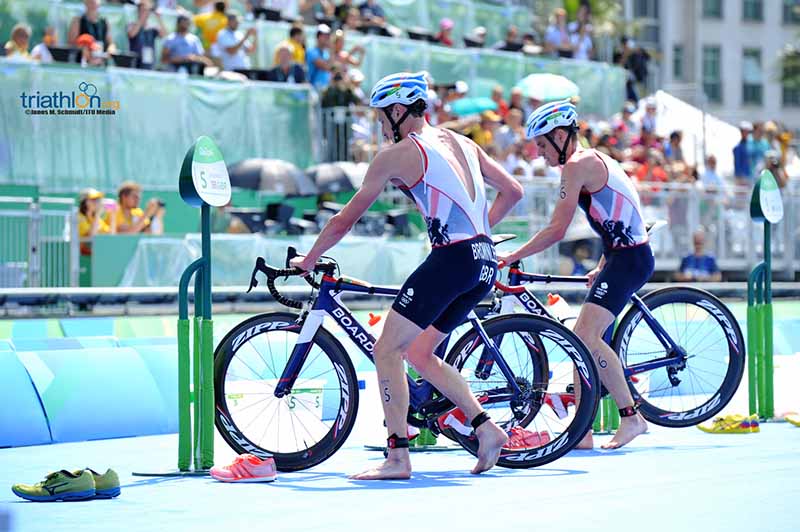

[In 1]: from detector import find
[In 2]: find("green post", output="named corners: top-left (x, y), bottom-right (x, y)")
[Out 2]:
top-left (747, 170), bottom-right (782, 421)
top-left (177, 318), bottom-right (191, 471)
top-left (763, 220), bottom-right (774, 419)
top-left (133, 136), bottom-right (229, 477)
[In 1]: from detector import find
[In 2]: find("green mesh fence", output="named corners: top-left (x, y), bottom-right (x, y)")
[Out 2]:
top-left (0, 61), bottom-right (316, 191)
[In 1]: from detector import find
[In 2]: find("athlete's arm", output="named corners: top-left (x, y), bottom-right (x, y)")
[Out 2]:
top-left (291, 144), bottom-right (416, 271)
top-left (500, 162), bottom-right (584, 264)
top-left (472, 140), bottom-right (524, 227)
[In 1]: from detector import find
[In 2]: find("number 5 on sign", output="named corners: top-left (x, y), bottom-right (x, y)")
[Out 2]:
top-left (179, 136), bottom-right (231, 208)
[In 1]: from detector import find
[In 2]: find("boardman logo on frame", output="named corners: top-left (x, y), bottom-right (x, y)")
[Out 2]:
top-left (20, 81), bottom-right (120, 116)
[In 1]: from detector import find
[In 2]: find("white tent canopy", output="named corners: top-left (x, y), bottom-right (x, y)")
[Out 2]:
top-left (634, 90), bottom-right (740, 177)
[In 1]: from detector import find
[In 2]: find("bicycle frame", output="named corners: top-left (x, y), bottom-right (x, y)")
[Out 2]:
top-left (273, 274), bottom-right (525, 414)
top-left (496, 267), bottom-right (687, 377)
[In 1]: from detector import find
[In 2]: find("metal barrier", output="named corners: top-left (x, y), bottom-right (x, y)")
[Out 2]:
top-left (0, 197), bottom-right (79, 288)
top-left (318, 106), bottom-right (383, 163)
top-left (505, 180), bottom-right (800, 277)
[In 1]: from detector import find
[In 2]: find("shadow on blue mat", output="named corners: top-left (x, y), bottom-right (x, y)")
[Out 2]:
top-left (568, 443), bottom-right (729, 457)
top-left (270, 467), bottom-right (587, 491)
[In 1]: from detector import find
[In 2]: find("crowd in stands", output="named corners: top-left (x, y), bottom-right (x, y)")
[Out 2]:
top-left (5, 1), bottom-right (796, 275)
top-left (77, 181), bottom-right (166, 255)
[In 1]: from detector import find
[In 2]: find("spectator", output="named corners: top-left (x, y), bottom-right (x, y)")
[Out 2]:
top-left (300, 0), bottom-right (335, 25)
top-left (570, 22), bottom-right (593, 61)
top-left (359, 0), bottom-right (385, 24)
top-left (306, 24), bottom-right (333, 90)
top-left (194, 1), bottom-right (228, 50)
top-left (674, 229), bottom-right (722, 282)
top-left (635, 148), bottom-right (668, 185)
top-left (78, 188), bottom-right (117, 255)
top-left (502, 141), bottom-right (533, 179)
top-left (466, 110), bottom-right (501, 149)
top-left (614, 37), bottom-right (638, 101)
top-left (750, 121), bottom-right (770, 173)
top-left (493, 108), bottom-right (524, 158)
top-left (508, 87), bottom-right (525, 115)
top-left (733, 121), bottom-right (753, 186)
top-left (544, 8), bottom-right (571, 58)
top-left (348, 68), bottom-right (366, 103)
top-left (568, 3), bottom-right (592, 33)
top-left (641, 97), bottom-right (657, 133)
top-left (76, 33), bottom-right (105, 67)
top-left (342, 7), bottom-right (363, 32)
top-left (321, 68), bottom-right (360, 107)
top-left (30, 26), bottom-right (57, 63)
top-left (626, 40), bottom-right (651, 97)
top-left (215, 12), bottom-right (256, 71)
top-left (464, 26), bottom-right (486, 48)
top-left (664, 130), bottom-right (684, 162)
top-left (612, 101), bottom-right (639, 149)
top-left (162, 15), bottom-right (213, 72)
top-left (335, 0), bottom-right (355, 27)
top-left (763, 120), bottom-right (782, 156)
top-left (69, 0), bottom-right (116, 54)
top-left (266, 43), bottom-right (306, 82)
top-left (701, 154), bottom-right (725, 190)
top-left (127, 0), bottom-right (167, 70)
top-left (274, 25), bottom-right (306, 66)
top-left (4, 23), bottom-right (31, 60)
top-left (435, 18), bottom-right (454, 47)
top-left (106, 181), bottom-right (163, 235)
top-left (491, 85), bottom-right (509, 119)
top-left (765, 150), bottom-right (789, 189)
top-left (492, 25), bottom-right (520, 51)
top-left (331, 29), bottom-right (364, 71)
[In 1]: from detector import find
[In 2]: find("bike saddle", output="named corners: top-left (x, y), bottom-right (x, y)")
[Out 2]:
top-left (645, 220), bottom-right (668, 236)
top-left (492, 233), bottom-right (517, 245)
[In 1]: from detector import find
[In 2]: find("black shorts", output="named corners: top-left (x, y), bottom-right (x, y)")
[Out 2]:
top-left (392, 235), bottom-right (497, 334)
top-left (586, 243), bottom-right (654, 316)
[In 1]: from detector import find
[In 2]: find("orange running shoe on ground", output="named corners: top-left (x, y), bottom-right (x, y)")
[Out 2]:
top-left (210, 454), bottom-right (277, 483)
top-left (503, 427), bottom-right (552, 450)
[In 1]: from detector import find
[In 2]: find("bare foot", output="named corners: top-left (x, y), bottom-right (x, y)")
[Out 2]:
top-left (349, 457), bottom-right (411, 480)
top-left (471, 421), bottom-right (508, 475)
top-left (601, 414), bottom-right (647, 449)
top-left (576, 430), bottom-right (593, 450)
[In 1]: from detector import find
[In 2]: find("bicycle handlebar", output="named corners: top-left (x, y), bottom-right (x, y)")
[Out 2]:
top-left (247, 247), bottom-right (334, 310)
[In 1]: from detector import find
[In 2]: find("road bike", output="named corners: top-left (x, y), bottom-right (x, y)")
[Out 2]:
top-left (214, 245), bottom-right (601, 471)
top-left (476, 236), bottom-right (745, 427)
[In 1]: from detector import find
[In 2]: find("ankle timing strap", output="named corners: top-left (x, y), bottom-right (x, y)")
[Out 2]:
top-left (619, 403), bottom-right (640, 418)
top-left (471, 411), bottom-right (491, 430)
top-left (387, 433), bottom-right (409, 449)
top-left (544, 127), bottom-right (576, 165)
top-left (383, 106), bottom-right (412, 143)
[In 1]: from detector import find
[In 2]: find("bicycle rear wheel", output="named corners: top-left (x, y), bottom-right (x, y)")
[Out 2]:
top-left (445, 314), bottom-right (600, 469)
top-left (612, 287), bottom-right (745, 427)
top-left (214, 312), bottom-right (359, 471)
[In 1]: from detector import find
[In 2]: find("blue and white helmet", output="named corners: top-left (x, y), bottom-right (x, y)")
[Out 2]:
top-left (525, 100), bottom-right (578, 139)
top-left (369, 71), bottom-right (428, 109)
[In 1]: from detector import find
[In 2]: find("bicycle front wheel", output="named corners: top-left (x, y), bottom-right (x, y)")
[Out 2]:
top-left (445, 314), bottom-right (600, 469)
top-left (214, 312), bottom-right (359, 471)
top-left (613, 287), bottom-right (745, 427)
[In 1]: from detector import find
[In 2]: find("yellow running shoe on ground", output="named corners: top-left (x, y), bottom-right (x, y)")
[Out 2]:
top-left (12, 469), bottom-right (95, 502)
top-left (784, 413), bottom-right (800, 427)
top-left (697, 414), bottom-right (760, 434)
top-left (74, 468), bottom-right (120, 499)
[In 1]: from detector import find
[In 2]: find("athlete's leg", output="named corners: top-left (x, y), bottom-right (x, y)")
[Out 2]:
top-left (572, 302), bottom-right (647, 449)
top-left (405, 323), bottom-right (508, 475)
top-left (350, 310), bottom-right (422, 480)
